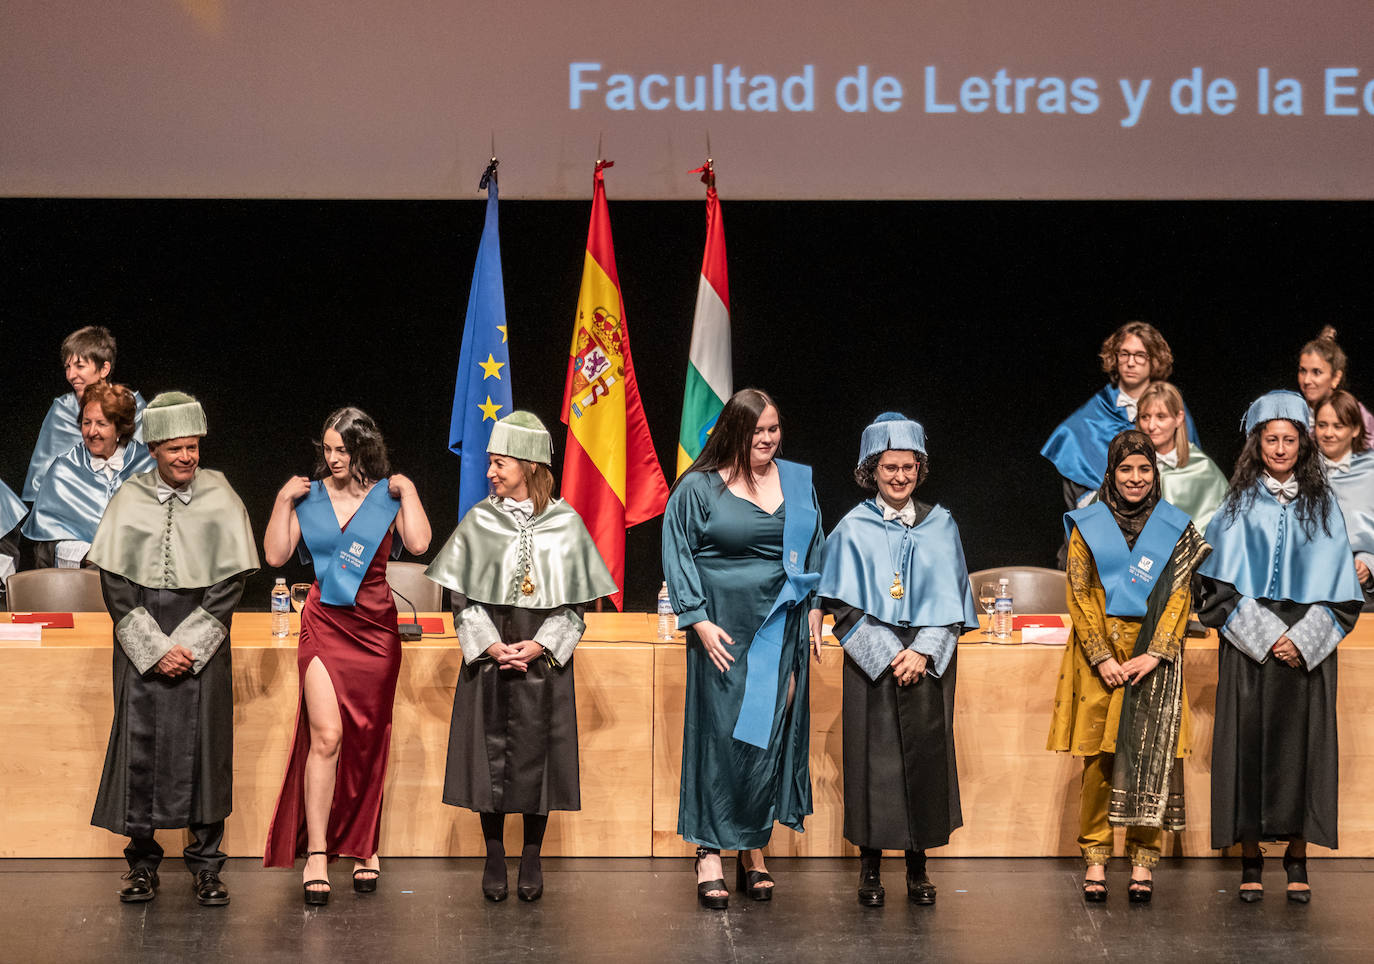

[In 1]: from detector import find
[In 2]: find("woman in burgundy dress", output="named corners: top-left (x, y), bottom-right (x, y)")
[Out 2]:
top-left (262, 408), bottom-right (431, 904)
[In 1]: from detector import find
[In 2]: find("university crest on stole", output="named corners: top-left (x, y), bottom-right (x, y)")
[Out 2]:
top-left (569, 306), bottom-right (625, 419)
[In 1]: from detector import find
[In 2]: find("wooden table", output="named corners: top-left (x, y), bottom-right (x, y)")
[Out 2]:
top-left (4, 612), bottom-right (1372, 858)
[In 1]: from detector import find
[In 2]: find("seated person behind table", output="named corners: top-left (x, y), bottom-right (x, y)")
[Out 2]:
top-left (1041, 321), bottom-right (1198, 512)
top-left (21, 325), bottom-right (145, 503)
top-left (22, 382), bottom-right (153, 569)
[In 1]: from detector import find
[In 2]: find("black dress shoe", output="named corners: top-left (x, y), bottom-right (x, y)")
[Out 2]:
top-left (193, 870), bottom-right (230, 906)
top-left (119, 868), bottom-right (159, 903)
top-left (857, 869), bottom-right (885, 907)
top-left (907, 872), bottom-right (937, 905)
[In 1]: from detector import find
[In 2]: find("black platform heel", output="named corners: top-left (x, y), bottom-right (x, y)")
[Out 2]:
top-left (303, 851), bottom-right (330, 906)
top-left (1283, 854), bottom-right (1310, 904)
top-left (1239, 853), bottom-right (1264, 903)
top-left (695, 847), bottom-right (728, 910)
top-left (736, 855), bottom-right (775, 902)
top-left (1083, 872), bottom-right (1107, 903)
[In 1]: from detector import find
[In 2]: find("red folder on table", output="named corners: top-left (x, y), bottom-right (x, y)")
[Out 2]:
top-left (1013, 615), bottom-right (1064, 630)
top-left (9, 612), bottom-right (76, 628)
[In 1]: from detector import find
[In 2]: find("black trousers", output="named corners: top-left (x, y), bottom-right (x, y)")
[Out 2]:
top-left (125, 821), bottom-right (226, 875)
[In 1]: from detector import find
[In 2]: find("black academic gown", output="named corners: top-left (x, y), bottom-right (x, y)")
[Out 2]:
top-left (822, 502), bottom-right (963, 853)
top-left (90, 573), bottom-right (245, 837)
top-left (442, 596), bottom-right (583, 815)
top-left (1196, 578), bottom-right (1358, 850)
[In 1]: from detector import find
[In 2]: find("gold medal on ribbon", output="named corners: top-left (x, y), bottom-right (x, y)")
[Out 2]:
top-left (889, 572), bottom-right (904, 599)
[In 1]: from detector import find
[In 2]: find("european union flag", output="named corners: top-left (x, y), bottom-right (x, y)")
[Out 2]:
top-left (449, 165), bottom-right (511, 518)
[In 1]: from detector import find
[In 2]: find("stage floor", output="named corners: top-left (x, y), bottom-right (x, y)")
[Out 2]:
top-left (3, 857), bottom-right (1372, 962)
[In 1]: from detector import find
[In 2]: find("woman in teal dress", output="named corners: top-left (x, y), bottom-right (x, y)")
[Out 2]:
top-left (662, 388), bottom-right (824, 909)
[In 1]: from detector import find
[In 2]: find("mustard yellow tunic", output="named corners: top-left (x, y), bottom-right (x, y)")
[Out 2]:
top-left (1046, 527), bottom-right (1192, 758)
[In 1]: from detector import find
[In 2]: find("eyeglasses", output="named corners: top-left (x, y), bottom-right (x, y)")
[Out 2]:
top-left (1117, 350), bottom-right (1150, 365)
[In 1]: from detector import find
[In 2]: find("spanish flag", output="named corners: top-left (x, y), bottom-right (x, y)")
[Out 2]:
top-left (676, 161), bottom-right (732, 477)
top-left (560, 160), bottom-right (670, 610)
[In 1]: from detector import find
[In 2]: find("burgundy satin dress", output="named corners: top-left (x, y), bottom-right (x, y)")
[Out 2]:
top-left (263, 529), bottom-right (401, 866)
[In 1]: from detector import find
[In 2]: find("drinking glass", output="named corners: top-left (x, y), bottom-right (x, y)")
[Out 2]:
top-left (290, 583), bottom-right (312, 614)
top-left (978, 581), bottom-right (999, 639)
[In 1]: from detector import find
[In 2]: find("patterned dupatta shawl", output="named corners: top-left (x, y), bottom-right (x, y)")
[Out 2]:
top-left (1108, 523), bottom-right (1210, 830)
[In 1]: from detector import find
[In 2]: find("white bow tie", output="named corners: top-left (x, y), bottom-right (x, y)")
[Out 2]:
top-left (90, 446), bottom-right (126, 474)
top-left (156, 480), bottom-right (193, 505)
top-left (1156, 447), bottom-right (1180, 469)
top-left (1262, 474), bottom-right (1299, 504)
top-left (502, 497), bottom-right (534, 523)
top-left (880, 499), bottom-right (916, 527)
top-left (1323, 453), bottom-right (1353, 474)
top-left (1116, 390), bottom-right (1139, 423)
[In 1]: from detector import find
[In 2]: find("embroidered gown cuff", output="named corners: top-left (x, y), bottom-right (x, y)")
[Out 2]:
top-left (1286, 606), bottom-right (1344, 669)
top-left (1221, 597), bottom-right (1287, 663)
top-left (910, 625), bottom-right (958, 678)
top-left (170, 607), bottom-right (228, 675)
top-left (534, 607), bottom-right (585, 666)
top-left (55, 540), bottom-right (91, 568)
top-left (116, 607), bottom-right (175, 674)
top-left (456, 604), bottom-right (502, 664)
top-left (840, 616), bottom-right (906, 682)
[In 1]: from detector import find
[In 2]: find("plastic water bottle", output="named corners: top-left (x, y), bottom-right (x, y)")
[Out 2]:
top-left (271, 578), bottom-right (291, 637)
top-left (993, 578), bottom-right (1014, 639)
top-left (657, 581), bottom-right (676, 640)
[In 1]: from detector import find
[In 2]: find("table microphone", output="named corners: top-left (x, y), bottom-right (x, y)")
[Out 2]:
top-left (392, 587), bottom-right (424, 642)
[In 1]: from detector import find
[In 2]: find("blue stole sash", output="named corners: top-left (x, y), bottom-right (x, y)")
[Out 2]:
top-left (817, 500), bottom-right (980, 631)
top-left (1064, 500), bottom-right (1189, 617)
top-left (1200, 483), bottom-right (1363, 605)
top-left (296, 480), bottom-right (400, 606)
top-left (1041, 384), bottom-right (1199, 489)
top-left (22, 440), bottom-right (154, 542)
top-left (733, 460), bottom-right (820, 749)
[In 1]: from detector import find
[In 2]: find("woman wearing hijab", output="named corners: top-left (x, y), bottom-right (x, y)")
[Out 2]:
top-left (1313, 389), bottom-right (1374, 610)
top-left (1048, 430), bottom-right (1210, 903)
top-left (816, 413), bottom-right (980, 907)
top-left (1198, 391), bottom-right (1363, 903)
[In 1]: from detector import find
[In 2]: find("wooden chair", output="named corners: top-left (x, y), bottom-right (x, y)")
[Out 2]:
top-left (968, 566), bottom-right (1068, 614)
top-left (5, 568), bottom-right (107, 612)
top-left (385, 561), bottom-right (443, 615)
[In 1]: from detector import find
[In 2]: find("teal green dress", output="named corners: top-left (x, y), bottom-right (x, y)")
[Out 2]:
top-left (662, 470), bottom-right (824, 851)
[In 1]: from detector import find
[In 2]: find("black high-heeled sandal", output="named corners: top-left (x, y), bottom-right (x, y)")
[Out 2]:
top-left (303, 851), bottom-right (330, 906)
top-left (1083, 874), bottom-right (1108, 903)
top-left (736, 856), bottom-right (775, 902)
top-left (1239, 853), bottom-right (1264, 903)
top-left (352, 866), bottom-right (380, 894)
top-left (1283, 854), bottom-right (1310, 904)
top-left (695, 847), bottom-right (728, 910)
top-left (1128, 876), bottom-right (1153, 903)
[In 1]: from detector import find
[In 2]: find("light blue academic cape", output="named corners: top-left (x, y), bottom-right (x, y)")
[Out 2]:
top-left (1041, 384), bottom-right (1199, 489)
top-left (22, 391), bottom-right (146, 501)
top-left (21, 440), bottom-right (154, 543)
top-left (1325, 451), bottom-right (1374, 568)
top-left (1, 479), bottom-right (26, 536)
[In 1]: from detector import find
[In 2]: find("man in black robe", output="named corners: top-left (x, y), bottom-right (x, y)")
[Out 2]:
top-left (86, 392), bottom-right (258, 905)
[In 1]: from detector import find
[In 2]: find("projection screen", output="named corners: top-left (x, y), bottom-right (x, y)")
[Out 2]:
top-left (3, 0), bottom-right (1373, 199)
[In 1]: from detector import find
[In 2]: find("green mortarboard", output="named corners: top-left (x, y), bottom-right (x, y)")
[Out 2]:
top-left (143, 391), bottom-right (207, 443)
top-left (487, 410), bottom-right (553, 465)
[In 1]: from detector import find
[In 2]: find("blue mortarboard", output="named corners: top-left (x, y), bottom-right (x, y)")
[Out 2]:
top-left (858, 412), bottom-right (927, 467)
top-left (1241, 390), bottom-right (1311, 435)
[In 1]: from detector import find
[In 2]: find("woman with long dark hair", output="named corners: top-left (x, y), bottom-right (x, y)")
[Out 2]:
top-left (662, 388), bottom-right (825, 908)
top-left (1048, 430), bottom-right (1209, 903)
top-left (425, 412), bottom-right (615, 903)
top-left (261, 407), bottom-right (431, 904)
top-left (1198, 391), bottom-right (1363, 903)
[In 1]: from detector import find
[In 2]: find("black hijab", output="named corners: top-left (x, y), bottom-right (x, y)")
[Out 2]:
top-left (1097, 430), bottom-right (1162, 549)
